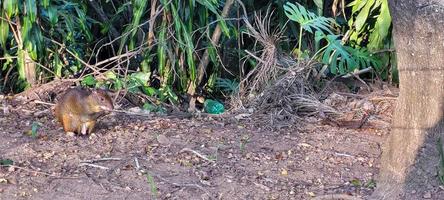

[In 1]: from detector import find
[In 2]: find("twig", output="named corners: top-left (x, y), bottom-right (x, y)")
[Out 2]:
top-left (79, 163), bottom-right (109, 170)
top-left (33, 100), bottom-right (56, 106)
top-left (80, 158), bottom-right (122, 164)
top-left (134, 157), bottom-right (141, 170)
top-left (50, 39), bottom-right (101, 74)
top-left (112, 109), bottom-right (153, 117)
top-left (313, 194), bottom-right (362, 200)
top-left (4, 165), bottom-right (58, 177)
top-left (341, 67), bottom-right (373, 78)
top-left (153, 174), bottom-right (211, 198)
top-left (180, 148), bottom-right (215, 163)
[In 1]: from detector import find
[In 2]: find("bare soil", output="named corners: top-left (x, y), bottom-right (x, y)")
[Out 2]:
top-left (0, 89), bottom-right (396, 200)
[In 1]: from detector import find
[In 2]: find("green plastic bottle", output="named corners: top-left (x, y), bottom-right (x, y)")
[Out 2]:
top-left (204, 99), bottom-right (225, 114)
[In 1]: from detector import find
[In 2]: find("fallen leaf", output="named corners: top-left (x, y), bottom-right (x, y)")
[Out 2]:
top-left (281, 168), bottom-right (288, 176)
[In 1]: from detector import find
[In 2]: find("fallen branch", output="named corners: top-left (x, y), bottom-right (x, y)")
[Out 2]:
top-left (313, 194), bottom-right (362, 200)
top-left (79, 163), bottom-right (109, 170)
top-left (80, 157), bottom-right (122, 164)
top-left (180, 148), bottom-right (215, 163)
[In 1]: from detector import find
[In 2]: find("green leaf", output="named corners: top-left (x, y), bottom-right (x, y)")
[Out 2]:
top-left (351, 179), bottom-right (362, 187)
top-left (105, 71), bottom-right (118, 80)
top-left (367, 0), bottom-right (391, 50)
top-left (81, 75), bottom-right (97, 86)
top-left (2, 53), bottom-right (13, 71)
top-left (141, 86), bottom-right (157, 96)
top-left (47, 6), bottom-right (59, 26)
top-left (0, 15), bottom-right (9, 48)
top-left (52, 53), bottom-right (63, 78)
top-left (112, 78), bottom-right (123, 90)
top-left (21, 17), bottom-right (32, 42)
top-left (354, 0), bottom-right (375, 32)
top-left (284, 2), bottom-right (335, 34)
top-left (3, 0), bottom-right (18, 18)
top-left (0, 159), bottom-right (13, 166)
top-left (30, 121), bottom-right (40, 138)
top-left (25, 0), bottom-right (37, 22)
top-left (143, 102), bottom-right (157, 112)
top-left (215, 78), bottom-right (239, 95)
top-left (320, 34), bottom-right (357, 74)
top-left (131, 72), bottom-right (151, 86)
top-left (346, 46), bottom-right (381, 71)
top-left (195, 0), bottom-right (230, 37)
top-left (41, 0), bottom-right (50, 8)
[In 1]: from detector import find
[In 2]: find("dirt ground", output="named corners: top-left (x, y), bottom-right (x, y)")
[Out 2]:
top-left (0, 88), bottom-right (406, 200)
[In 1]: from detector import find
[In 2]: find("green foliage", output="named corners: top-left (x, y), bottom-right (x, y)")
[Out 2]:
top-left (0, 159), bottom-right (13, 166)
top-left (284, 2), bottom-right (334, 35)
top-left (348, 0), bottom-right (392, 50)
top-left (0, 0), bottom-right (395, 108)
top-left (145, 173), bottom-right (158, 199)
top-left (285, 1), bottom-right (385, 75)
top-left (0, 0), bottom-right (94, 91)
top-left (316, 33), bottom-right (357, 74)
top-left (215, 78), bottom-right (239, 95)
top-left (284, 2), bottom-right (335, 55)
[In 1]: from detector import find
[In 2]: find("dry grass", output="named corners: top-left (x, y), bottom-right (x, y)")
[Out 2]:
top-left (236, 9), bottom-right (340, 125)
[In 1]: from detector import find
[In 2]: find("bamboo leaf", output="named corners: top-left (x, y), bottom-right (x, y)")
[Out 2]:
top-left (0, 15), bottom-right (9, 48)
top-left (354, 0), bottom-right (375, 32)
top-left (41, 0), bottom-right (49, 8)
top-left (3, 0), bottom-right (17, 18)
top-left (25, 0), bottom-right (37, 22)
top-left (195, 0), bottom-right (230, 36)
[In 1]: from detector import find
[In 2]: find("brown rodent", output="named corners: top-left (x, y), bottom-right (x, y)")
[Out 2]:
top-left (54, 87), bottom-right (114, 135)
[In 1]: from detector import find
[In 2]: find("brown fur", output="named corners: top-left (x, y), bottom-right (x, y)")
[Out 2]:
top-left (54, 87), bottom-right (114, 135)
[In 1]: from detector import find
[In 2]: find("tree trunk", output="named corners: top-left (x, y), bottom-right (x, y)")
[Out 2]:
top-left (371, 1), bottom-right (444, 199)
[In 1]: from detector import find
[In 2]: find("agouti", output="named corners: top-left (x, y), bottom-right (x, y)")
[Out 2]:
top-left (54, 87), bottom-right (114, 135)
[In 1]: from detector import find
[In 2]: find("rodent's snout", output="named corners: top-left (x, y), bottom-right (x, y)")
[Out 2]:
top-left (100, 105), bottom-right (114, 112)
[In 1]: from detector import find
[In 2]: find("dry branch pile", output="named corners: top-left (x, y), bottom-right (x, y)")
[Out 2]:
top-left (238, 10), bottom-right (340, 123)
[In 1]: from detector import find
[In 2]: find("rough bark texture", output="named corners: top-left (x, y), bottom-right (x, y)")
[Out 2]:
top-left (371, 1), bottom-right (444, 199)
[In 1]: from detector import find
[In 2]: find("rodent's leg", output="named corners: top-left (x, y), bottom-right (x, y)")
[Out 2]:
top-left (86, 121), bottom-right (96, 135)
top-left (80, 123), bottom-right (88, 135)
top-left (62, 114), bottom-right (76, 133)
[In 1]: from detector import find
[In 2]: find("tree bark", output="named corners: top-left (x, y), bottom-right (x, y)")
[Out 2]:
top-left (371, 1), bottom-right (444, 199)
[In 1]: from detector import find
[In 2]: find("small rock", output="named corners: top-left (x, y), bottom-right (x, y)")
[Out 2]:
top-left (157, 135), bottom-right (170, 145)
top-left (423, 191), bottom-right (432, 199)
top-left (281, 168), bottom-right (288, 176)
top-left (8, 178), bottom-right (17, 185)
